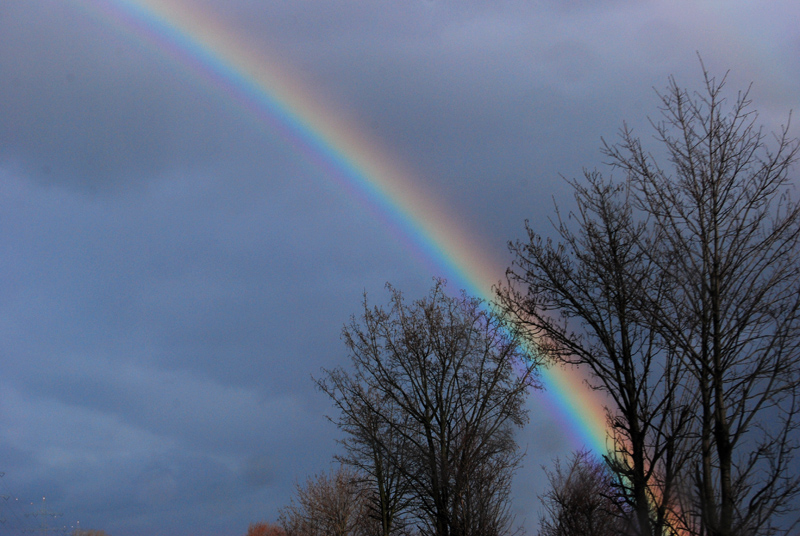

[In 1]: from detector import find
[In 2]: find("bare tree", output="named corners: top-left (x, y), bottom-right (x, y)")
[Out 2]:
top-left (604, 68), bottom-right (800, 536)
top-left (538, 450), bottom-right (632, 536)
top-left (451, 445), bottom-right (519, 536)
top-left (500, 66), bottom-right (800, 536)
top-left (278, 466), bottom-right (374, 536)
top-left (318, 280), bottom-right (539, 536)
top-left (498, 172), bottom-right (693, 536)
top-left (317, 376), bottom-right (414, 536)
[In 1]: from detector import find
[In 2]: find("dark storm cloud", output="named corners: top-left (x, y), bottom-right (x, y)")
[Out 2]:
top-left (0, 1), bottom-right (300, 193)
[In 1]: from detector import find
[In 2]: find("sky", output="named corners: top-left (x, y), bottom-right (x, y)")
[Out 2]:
top-left (0, 1), bottom-right (798, 535)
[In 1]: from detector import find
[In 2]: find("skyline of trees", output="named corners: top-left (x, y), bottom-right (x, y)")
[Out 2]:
top-left (251, 67), bottom-right (799, 536)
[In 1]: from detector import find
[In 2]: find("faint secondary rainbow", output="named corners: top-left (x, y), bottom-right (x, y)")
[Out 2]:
top-left (76, 0), bottom-right (610, 455)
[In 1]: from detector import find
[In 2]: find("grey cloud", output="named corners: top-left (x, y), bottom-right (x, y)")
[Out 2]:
top-left (241, 453), bottom-right (277, 488)
top-left (0, 2), bottom-right (296, 192)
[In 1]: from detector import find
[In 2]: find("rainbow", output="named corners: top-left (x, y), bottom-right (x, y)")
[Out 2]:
top-left (75, 0), bottom-right (610, 455)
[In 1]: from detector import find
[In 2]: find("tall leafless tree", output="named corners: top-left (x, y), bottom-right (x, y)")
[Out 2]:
top-left (318, 376), bottom-right (414, 536)
top-left (499, 66), bottom-right (800, 536)
top-left (318, 280), bottom-right (539, 536)
top-left (605, 68), bottom-right (800, 536)
top-left (498, 171), bottom-right (693, 536)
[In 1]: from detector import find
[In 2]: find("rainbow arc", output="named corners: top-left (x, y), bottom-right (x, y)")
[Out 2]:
top-left (77, 0), bottom-right (610, 455)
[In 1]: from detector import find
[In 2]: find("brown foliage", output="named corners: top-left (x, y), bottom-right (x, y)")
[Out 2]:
top-left (279, 466), bottom-right (374, 536)
top-left (246, 521), bottom-right (287, 536)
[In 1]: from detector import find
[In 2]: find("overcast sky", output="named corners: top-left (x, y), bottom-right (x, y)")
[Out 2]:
top-left (0, 1), bottom-right (798, 535)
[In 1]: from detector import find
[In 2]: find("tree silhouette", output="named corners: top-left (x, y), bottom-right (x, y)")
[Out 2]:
top-left (500, 65), bottom-right (800, 536)
top-left (319, 280), bottom-right (539, 536)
